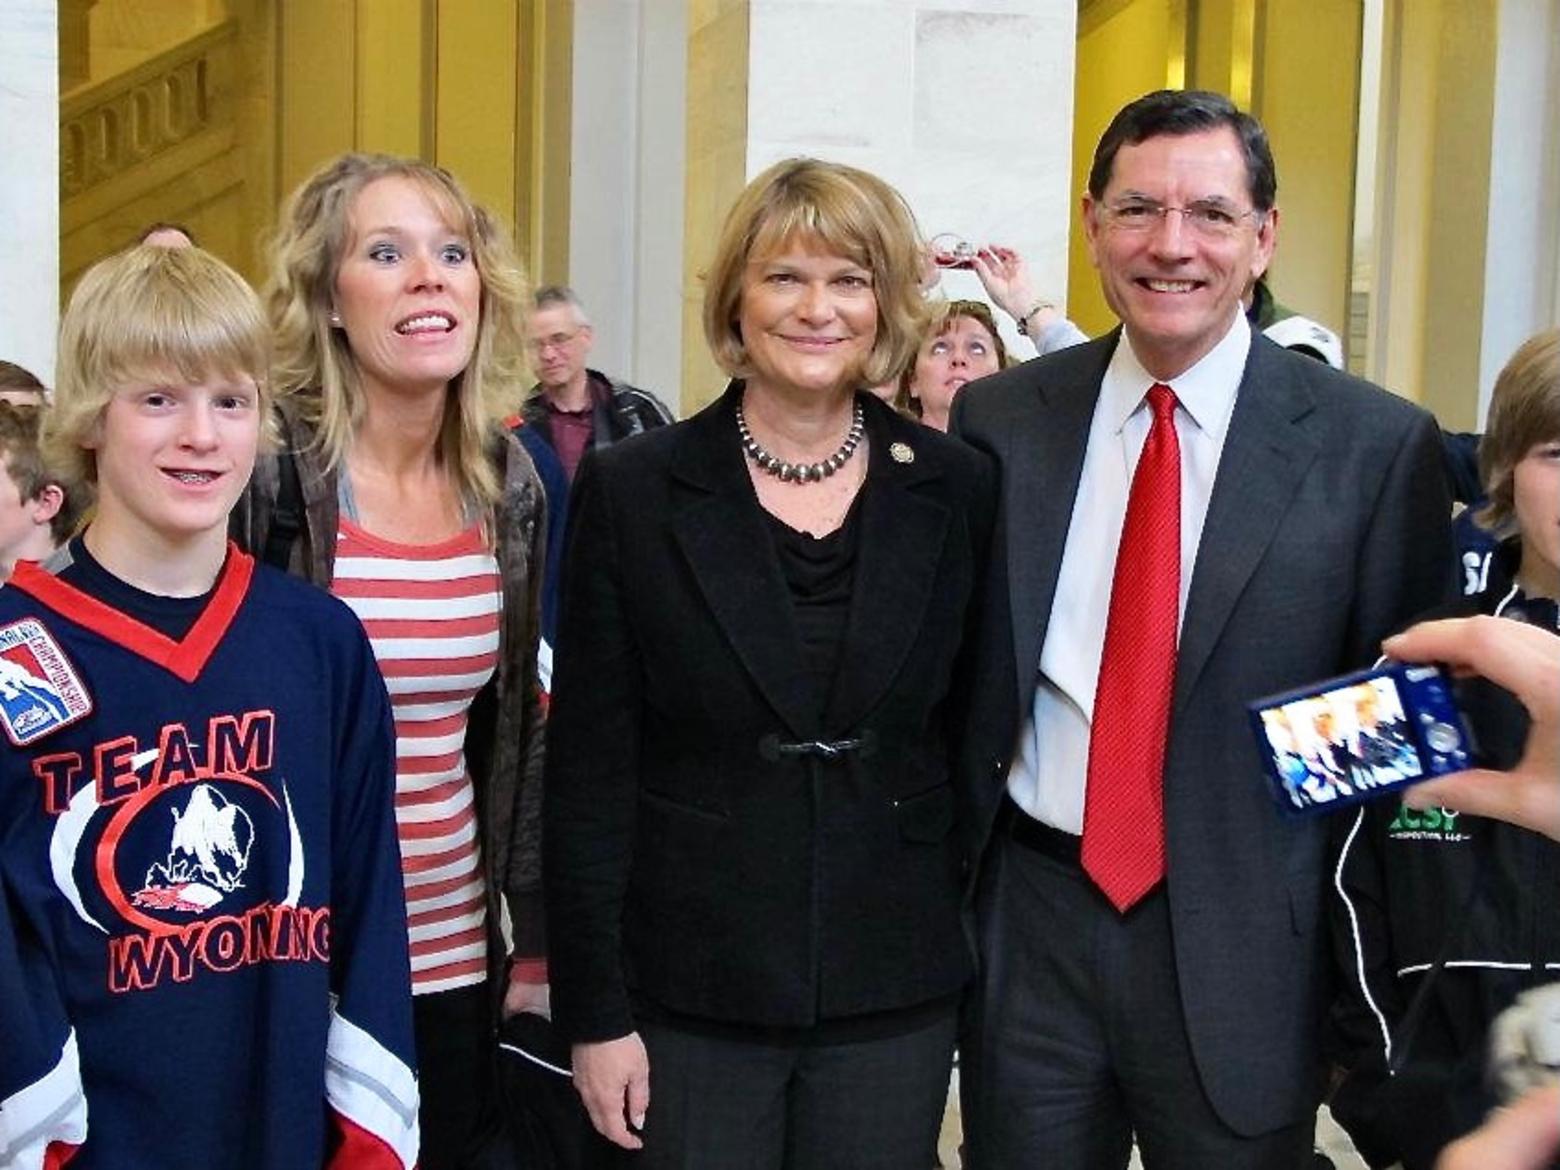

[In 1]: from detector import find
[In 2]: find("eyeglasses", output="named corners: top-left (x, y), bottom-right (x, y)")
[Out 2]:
top-left (1099, 199), bottom-right (1266, 238)
top-left (930, 233), bottom-right (977, 269)
top-left (528, 330), bottom-right (582, 354)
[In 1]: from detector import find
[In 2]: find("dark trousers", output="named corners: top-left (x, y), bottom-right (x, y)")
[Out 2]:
top-left (963, 827), bottom-right (1314, 1170)
top-left (599, 1009), bottom-right (957, 1170)
top-left (415, 981), bottom-right (510, 1170)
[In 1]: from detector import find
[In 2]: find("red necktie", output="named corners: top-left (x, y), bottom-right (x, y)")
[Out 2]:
top-left (1082, 382), bottom-right (1180, 912)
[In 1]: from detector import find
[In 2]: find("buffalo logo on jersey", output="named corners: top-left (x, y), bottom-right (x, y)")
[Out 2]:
top-left (38, 709), bottom-right (331, 993)
top-left (135, 783), bottom-right (257, 913)
top-left (0, 619), bottom-right (93, 746)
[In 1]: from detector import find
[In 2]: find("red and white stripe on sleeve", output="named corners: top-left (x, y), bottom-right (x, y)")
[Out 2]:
top-left (0, 1031), bottom-right (86, 1170)
top-left (324, 1010), bottom-right (419, 1170)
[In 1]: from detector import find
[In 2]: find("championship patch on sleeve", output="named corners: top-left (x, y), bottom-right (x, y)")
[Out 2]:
top-left (0, 619), bottom-right (93, 745)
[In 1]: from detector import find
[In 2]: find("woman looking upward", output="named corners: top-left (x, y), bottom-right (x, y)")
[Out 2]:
top-left (898, 298), bottom-right (1010, 431)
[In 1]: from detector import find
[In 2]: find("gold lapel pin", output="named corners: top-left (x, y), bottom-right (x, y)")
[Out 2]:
top-left (889, 441), bottom-right (915, 464)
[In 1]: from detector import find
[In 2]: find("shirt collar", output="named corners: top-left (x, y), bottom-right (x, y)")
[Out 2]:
top-left (1102, 310), bottom-right (1251, 438)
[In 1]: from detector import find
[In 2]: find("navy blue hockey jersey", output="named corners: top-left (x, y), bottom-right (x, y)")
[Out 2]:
top-left (0, 545), bottom-right (418, 1169)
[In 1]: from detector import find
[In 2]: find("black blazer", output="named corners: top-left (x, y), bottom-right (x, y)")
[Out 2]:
top-left (952, 332), bottom-right (1457, 1136)
top-left (544, 385), bottom-right (995, 1043)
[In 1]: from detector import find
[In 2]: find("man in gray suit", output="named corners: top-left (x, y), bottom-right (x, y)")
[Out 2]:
top-left (952, 89), bottom-right (1455, 1168)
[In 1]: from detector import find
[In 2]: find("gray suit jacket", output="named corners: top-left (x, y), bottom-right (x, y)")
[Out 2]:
top-left (951, 330), bottom-right (1456, 1136)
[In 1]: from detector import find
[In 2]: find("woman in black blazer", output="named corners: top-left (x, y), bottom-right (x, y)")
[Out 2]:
top-left (544, 157), bottom-right (994, 1168)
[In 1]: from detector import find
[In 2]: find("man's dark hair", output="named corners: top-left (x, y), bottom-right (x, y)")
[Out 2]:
top-left (0, 360), bottom-right (46, 400)
top-left (1088, 89), bottom-right (1277, 212)
top-left (533, 284), bottom-right (591, 327)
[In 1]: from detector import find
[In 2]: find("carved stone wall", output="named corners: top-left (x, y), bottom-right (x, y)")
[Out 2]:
top-left (59, 3), bottom-right (275, 292)
top-left (0, 0), bottom-right (60, 383)
top-left (60, 23), bottom-right (227, 201)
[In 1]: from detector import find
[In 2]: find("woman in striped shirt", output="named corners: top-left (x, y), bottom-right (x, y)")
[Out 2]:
top-left (237, 153), bottom-right (547, 1170)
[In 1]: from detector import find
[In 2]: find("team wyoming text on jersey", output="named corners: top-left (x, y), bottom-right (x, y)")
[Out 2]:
top-left (25, 703), bottom-right (335, 993)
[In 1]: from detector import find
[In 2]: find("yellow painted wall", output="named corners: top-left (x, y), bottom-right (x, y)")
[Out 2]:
top-left (1413, 0), bottom-right (1495, 427)
top-left (1358, 0), bottom-right (1494, 423)
top-left (518, 0), bottom-right (574, 287)
top-left (276, 2), bottom-right (355, 198)
top-left (1254, 0), bottom-right (1361, 344)
top-left (436, 3), bottom-right (519, 228)
top-left (83, 0), bottom-right (214, 82)
top-left (1190, 0), bottom-right (1255, 107)
top-left (275, 0), bottom-right (567, 284)
top-left (681, 0), bottom-right (750, 412)
top-left (1069, 0), bottom-right (1185, 336)
top-left (355, 0), bottom-right (431, 161)
top-left (1070, 0), bottom-right (1364, 361)
top-left (1370, 1), bottom-right (1436, 407)
top-left (64, 0), bottom-right (567, 336)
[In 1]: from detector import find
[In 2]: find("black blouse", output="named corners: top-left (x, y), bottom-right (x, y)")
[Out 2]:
top-left (762, 485), bottom-right (865, 719)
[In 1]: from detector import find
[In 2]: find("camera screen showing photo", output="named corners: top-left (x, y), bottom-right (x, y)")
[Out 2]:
top-left (1256, 675), bottom-right (1421, 813)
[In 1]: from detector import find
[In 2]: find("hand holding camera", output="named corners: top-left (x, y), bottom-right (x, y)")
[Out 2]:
top-left (1389, 616), bottom-right (1560, 840)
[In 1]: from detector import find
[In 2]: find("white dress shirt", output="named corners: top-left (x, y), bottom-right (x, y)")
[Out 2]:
top-left (1006, 311), bottom-right (1251, 833)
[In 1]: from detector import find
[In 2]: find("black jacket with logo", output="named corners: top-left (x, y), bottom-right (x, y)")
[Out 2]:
top-left (1327, 539), bottom-right (1560, 1169)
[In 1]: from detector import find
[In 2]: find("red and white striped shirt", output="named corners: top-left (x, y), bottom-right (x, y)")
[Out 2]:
top-left (332, 518), bottom-right (500, 996)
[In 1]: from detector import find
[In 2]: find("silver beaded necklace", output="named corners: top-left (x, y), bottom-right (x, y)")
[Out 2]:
top-left (735, 399), bottom-right (865, 485)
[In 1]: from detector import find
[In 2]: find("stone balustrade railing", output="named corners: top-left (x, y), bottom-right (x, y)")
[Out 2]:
top-left (60, 21), bottom-right (235, 201)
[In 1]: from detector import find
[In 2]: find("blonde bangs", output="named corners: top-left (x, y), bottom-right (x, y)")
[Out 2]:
top-left (48, 246), bottom-right (273, 486)
top-left (747, 208), bottom-right (874, 275)
top-left (82, 283), bottom-right (268, 399)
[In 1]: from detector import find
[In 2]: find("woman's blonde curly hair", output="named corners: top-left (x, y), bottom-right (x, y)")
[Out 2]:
top-left (266, 153), bottom-right (531, 507)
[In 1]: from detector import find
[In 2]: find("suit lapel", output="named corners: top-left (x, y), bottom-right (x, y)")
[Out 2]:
top-left (670, 386), bottom-right (818, 738)
top-left (1005, 337), bottom-right (1116, 713)
top-left (1174, 339), bottom-right (1320, 711)
top-left (825, 405), bottom-right (948, 735)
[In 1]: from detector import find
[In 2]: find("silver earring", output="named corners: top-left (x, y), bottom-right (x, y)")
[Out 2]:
top-left (328, 310), bottom-right (342, 327)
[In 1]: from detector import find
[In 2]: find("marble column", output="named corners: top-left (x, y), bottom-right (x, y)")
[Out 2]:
top-left (569, 0), bottom-right (690, 412)
top-left (1, 0), bottom-right (60, 385)
top-left (681, 0), bottom-right (1077, 408)
top-left (1476, 0), bottom-right (1560, 418)
top-left (747, 0), bottom-right (1076, 304)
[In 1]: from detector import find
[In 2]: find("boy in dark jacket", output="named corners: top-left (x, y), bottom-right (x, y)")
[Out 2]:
top-left (1329, 328), bottom-right (1560, 1169)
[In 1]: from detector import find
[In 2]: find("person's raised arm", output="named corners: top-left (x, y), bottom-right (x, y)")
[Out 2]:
top-left (971, 245), bottom-right (1086, 355)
